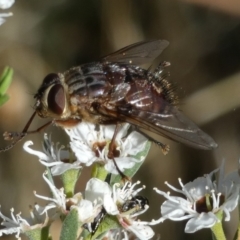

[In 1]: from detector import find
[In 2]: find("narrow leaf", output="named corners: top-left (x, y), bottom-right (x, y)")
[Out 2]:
top-left (0, 66), bottom-right (13, 95)
top-left (60, 209), bottom-right (81, 240)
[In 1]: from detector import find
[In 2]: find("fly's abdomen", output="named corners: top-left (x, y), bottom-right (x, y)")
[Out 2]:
top-left (103, 63), bottom-right (160, 111)
top-left (109, 64), bottom-right (169, 114)
top-left (126, 80), bottom-right (167, 113)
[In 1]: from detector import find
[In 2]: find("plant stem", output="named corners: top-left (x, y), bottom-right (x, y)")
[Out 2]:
top-left (211, 211), bottom-right (226, 240)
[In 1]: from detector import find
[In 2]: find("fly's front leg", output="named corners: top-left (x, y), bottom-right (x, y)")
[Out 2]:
top-left (0, 111), bottom-right (53, 152)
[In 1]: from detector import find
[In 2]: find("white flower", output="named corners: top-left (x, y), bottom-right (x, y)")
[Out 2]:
top-left (222, 159), bottom-right (240, 187)
top-left (65, 122), bottom-right (148, 175)
top-left (84, 178), bottom-right (118, 215)
top-left (0, 205), bottom-right (49, 238)
top-left (102, 229), bottom-right (128, 240)
top-left (0, 0), bottom-right (14, 9)
top-left (74, 178), bottom-right (154, 239)
top-left (103, 228), bottom-right (153, 240)
top-left (153, 162), bottom-right (239, 233)
top-left (23, 134), bottom-right (81, 176)
top-left (118, 218), bottom-right (154, 240)
top-left (34, 172), bottom-right (87, 222)
top-left (35, 174), bottom-right (113, 226)
top-left (113, 181), bottom-right (146, 210)
top-left (34, 173), bottom-right (69, 218)
top-left (0, 0), bottom-right (14, 25)
top-left (112, 181), bottom-right (154, 240)
top-left (73, 178), bottom-right (118, 228)
top-left (34, 176), bottom-right (114, 229)
top-left (72, 178), bottom-right (116, 226)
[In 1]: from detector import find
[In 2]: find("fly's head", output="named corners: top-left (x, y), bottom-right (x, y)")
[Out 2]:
top-left (34, 73), bottom-right (71, 120)
top-left (0, 73), bottom-right (73, 152)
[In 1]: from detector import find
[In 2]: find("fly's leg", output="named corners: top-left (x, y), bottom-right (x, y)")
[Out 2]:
top-left (0, 110), bottom-right (52, 152)
top-left (133, 126), bottom-right (170, 155)
top-left (108, 123), bottom-right (131, 181)
top-left (107, 123), bottom-right (120, 159)
top-left (4, 121), bottom-right (52, 141)
top-left (91, 102), bottom-right (131, 181)
top-left (0, 121), bottom-right (52, 152)
top-left (1, 116), bottom-right (81, 152)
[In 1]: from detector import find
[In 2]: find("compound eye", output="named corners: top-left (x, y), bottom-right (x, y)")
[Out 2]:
top-left (43, 73), bottom-right (59, 85)
top-left (34, 73), bottom-right (61, 99)
top-left (47, 84), bottom-right (65, 115)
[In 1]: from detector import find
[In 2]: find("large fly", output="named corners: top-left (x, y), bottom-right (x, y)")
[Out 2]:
top-left (0, 40), bottom-right (217, 155)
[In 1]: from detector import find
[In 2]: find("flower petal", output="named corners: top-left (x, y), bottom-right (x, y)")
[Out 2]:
top-left (85, 178), bottom-right (112, 203)
top-left (185, 212), bottom-right (217, 233)
top-left (0, 0), bottom-right (14, 9)
top-left (23, 141), bottom-right (49, 161)
top-left (127, 224), bottom-right (154, 240)
top-left (51, 163), bottom-right (81, 176)
top-left (75, 199), bottom-right (94, 223)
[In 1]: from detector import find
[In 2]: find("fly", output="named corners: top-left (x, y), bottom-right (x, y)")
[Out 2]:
top-left (0, 40), bottom-right (217, 154)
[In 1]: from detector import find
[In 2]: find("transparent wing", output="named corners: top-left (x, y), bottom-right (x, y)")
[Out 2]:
top-left (102, 40), bottom-right (169, 65)
top-left (112, 101), bottom-right (217, 150)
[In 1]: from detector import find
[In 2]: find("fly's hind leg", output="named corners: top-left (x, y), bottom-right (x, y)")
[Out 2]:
top-left (133, 126), bottom-right (170, 155)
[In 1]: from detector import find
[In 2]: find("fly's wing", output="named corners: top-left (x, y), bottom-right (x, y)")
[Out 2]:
top-left (116, 102), bottom-right (218, 150)
top-left (102, 40), bottom-right (169, 65)
top-left (97, 40), bottom-right (217, 150)
top-left (97, 94), bottom-right (217, 150)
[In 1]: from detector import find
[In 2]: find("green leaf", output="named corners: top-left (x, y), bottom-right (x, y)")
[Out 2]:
top-left (24, 226), bottom-right (50, 240)
top-left (61, 168), bottom-right (82, 198)
top-left (0, 66), bottom-right (13, 107)
top-left (110, 141), bottom-right (151, 185)
top-left (60, 208), bottom-right (81, 240)
top-left (0, 67), bottom-right (13, 95)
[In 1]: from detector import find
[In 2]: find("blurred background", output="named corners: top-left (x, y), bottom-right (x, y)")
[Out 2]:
top-left (0, 0), bottom-right (240, 239)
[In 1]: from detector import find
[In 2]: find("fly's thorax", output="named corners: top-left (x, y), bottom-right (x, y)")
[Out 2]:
top-left (65, 63), bottom-right (113, 99)
top-left (34, 72), bottom-right (72, 120)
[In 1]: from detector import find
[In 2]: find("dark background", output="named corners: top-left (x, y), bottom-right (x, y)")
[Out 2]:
top-left (0, 0), bottom-right (240, 239)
